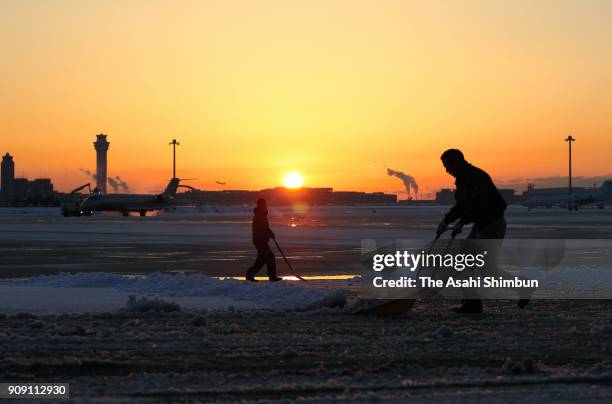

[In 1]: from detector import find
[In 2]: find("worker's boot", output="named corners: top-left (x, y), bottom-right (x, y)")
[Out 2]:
top-left (267, 263), bottom-right (281, 282)
top-left (452, 299), bottom-right (483, 314)
top-left (245, 268), bottom-right (258, 282)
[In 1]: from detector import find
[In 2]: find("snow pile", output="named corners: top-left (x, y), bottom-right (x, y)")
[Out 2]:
top-left (125, 295), bottom-right (181, 312)
top-left (14, 272), bottom-right (347, 311)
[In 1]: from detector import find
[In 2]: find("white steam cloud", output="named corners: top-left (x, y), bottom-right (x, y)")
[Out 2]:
top-left (80, 169), bottom-right (130, 193)
top-left (387, 168), bottom-right (418, 199)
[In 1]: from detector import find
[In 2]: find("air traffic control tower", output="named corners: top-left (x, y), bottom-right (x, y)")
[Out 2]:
top-left (1, 153), bottom-right (15, 202)
top-left (93, 134), bottom-right (110, 193)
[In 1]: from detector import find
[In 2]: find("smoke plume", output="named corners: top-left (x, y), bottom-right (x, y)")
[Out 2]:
top-left (114, 176), bottom-right (130, 193)
top-left (106, 177), bottom-right (120, 193)
top-left (387, 168), bottom-right (419, 199)
top-left (80, 169), bottom-right (130, 193)
top-left (80, 168), bottom-right (96, 181)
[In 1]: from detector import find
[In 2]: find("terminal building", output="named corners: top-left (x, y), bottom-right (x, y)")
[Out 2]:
top-left (434, 188), bottom-right (520, 205)
top-left (0, 153), bottom-right (55, 206)
top-left (520, 184), bottom-right (594, 200)
top-left (177, 186), bottom-right (397, 206)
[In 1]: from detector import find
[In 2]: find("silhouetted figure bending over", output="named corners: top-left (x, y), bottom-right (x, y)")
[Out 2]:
top-left (246, 198), bottom-right (282, 282)
top-left (437, 149), bottom-right (529, 313)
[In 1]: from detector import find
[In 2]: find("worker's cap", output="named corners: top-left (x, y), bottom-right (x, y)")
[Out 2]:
top-left (256, 198), bottom-right (267, 206)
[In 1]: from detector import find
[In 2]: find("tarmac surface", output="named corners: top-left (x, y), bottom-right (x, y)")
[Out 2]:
top-left (2, 205), bottom-right (612, 278)
top-left (2, 206), bottom-right (612, 402)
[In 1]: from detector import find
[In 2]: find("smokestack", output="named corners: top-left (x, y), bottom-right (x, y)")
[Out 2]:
top-left (93, 134), bottom-right (110, 193)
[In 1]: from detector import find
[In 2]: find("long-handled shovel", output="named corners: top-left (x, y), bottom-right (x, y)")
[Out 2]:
top-left (357, 234), bottom-right (443, 315)
top-left (416, 233), bottom-right (457, 299)
top-left (273, 239), bottom-right (307, 281)
top-left (357, 226), bottom-right (465, 315)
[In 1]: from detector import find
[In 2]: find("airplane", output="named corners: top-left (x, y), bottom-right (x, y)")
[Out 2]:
top-left (62, 178), bottom-right (181, 217)
top-left (521, 180), bottom-right (612, 210)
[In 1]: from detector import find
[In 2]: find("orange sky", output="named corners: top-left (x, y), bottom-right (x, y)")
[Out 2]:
top-left (1, 0), bottom-right (611, 198)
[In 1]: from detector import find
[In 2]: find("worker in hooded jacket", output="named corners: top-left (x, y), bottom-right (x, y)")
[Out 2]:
top-left (246, 198), bottom-right (282, 282)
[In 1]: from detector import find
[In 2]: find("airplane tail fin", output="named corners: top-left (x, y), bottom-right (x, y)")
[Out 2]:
top-left (162, 178), bottom-right (181, 197)
top-left (599, 180), bottom-right (612, 200)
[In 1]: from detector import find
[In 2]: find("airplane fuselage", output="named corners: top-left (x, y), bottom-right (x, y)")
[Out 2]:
top-left (80, 193), bottom-right (175, 214)
top-left (62, 178), bottom-right (181, 217)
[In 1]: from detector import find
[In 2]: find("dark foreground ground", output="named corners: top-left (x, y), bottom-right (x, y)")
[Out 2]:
top-left (3, 300), bottom-right (612, 403)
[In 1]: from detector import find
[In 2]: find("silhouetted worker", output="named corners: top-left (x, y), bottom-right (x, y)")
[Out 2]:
top-left (246, 198), bottom-right (282, 282)
top-left (437, 149), bottom-right (529, 313)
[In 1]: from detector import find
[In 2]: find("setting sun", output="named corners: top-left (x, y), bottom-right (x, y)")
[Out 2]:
top-left (283, 172), bottom-right (304, 189)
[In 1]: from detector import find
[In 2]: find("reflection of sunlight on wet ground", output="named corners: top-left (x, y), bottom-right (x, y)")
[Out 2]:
top-left (292, 202), bottom-right (310, 215)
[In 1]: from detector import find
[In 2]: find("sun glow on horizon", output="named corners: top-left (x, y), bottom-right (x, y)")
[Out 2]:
top-left (283, 172), bottom-right (304, 189)
top-left (1, 2), bottom-right (611, 194)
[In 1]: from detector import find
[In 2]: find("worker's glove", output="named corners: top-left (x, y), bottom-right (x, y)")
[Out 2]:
top-left (436, 221), bottom-right (449, 236)
top-left (450, 222), bottom-right (463, 238)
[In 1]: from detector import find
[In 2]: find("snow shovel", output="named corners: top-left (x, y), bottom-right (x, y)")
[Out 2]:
top-left (415, 233), bottom-right (457, 300)
top-left (356, 232), bottom-right (456, 315)
top-left (273, 239), bottom-right (307, 281)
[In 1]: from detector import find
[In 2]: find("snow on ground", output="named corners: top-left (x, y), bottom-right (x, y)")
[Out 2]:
top-left (2, 300), bottom-right (612, 402)
top-left (1, 272), bottom-right (347, 312)
top-left (2, 208), bottom-right (612, 401)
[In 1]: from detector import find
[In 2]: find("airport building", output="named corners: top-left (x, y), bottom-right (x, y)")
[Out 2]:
top-left (13, 178), bottom-right (54, 204)
top-left (434, 188), bottom-right (520, 205)
top-left (177, 187), bottom-right (397, 206)
top-left (0, 153), bottom-right (55, 206)
top-left (434, 188), bottom-right (455, 204)
top-left (520, 185), bottom-right (594, 200)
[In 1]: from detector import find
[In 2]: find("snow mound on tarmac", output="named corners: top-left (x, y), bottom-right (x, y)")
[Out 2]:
top-left (14, 272), bottom-right (347, 311)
